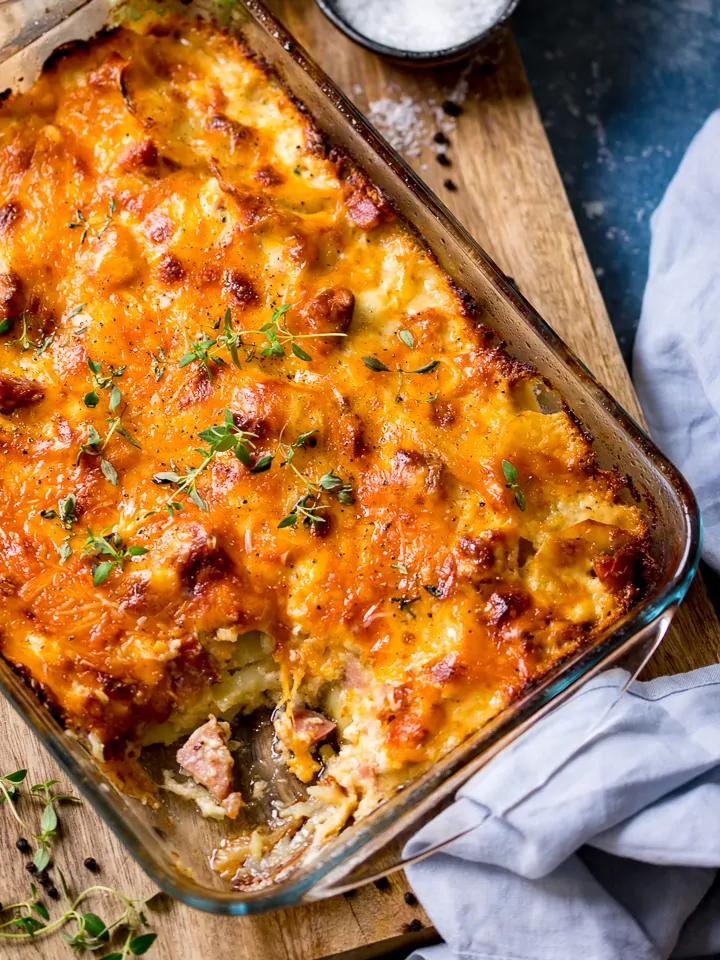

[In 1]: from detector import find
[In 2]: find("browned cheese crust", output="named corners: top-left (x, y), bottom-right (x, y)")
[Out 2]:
top-left (0, 13), bottom-right (652, 862)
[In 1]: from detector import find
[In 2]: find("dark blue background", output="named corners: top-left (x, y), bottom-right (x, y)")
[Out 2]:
top-left (513, 0), bottom-right (720, 366)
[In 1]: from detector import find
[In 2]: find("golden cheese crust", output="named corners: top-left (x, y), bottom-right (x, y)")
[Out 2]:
top-left (0, 14), bottom-right (651, 815)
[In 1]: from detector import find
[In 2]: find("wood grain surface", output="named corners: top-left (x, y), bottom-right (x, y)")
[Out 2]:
top-left (2, 1), bottom-right (719, 958)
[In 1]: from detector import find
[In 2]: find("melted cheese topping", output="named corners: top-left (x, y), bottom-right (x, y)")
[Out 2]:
top-left (0, 14), bottom-right (651, 862)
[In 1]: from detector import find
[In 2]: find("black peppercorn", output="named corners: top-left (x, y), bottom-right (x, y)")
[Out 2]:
top-left (25, 862), bottom-right (37, 874)
top-left (443, 179), bottom-right (458, 192)
top-left (47, 887), bottom-right (59, 900)
top-left (83, 857), bottom-right (99, 872)
top-left (373, 876), bottom-right (391, 891)
top-left (403, 918), bottom-right (424, 933)
top-left (433, 131), bottom-right (449, 145)
top-left (442, 100), bottom-right (462, 117)
top-left (436, 153), bottom-right (451, 167)
top-left (404, 891), bottom-right (418, 906)
top-left (15, 837), bottom-right (31, 853)
top-left (37, 871), bottom-right (51, 888)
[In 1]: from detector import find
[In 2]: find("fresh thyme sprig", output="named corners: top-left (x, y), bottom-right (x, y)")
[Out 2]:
top-left (77, 425), bottom-right (114, 485)
top-left (277, 493), bottom-right (327, 530)
top-left (82, 529), bottom-right (147, 586)
top-left (40, 494), bottom-right (78, 530)
top-left (390, 595), bottom-right (420, 617)
top-left (0, 311), bottom-right (54, 353)
top-left (68, 196), bottom-right (117, 245)
top-left (362, 355), bottom-right (441, 375)
top-left (105, 413), bottom-right (140, 452)
top-left (29, 780), bottom-right (79, 872)
top-left (0, 769), bottom-right (159, 955)
top-left (502, 459), bottom-right (526, 511)
top-left (78, 361), bottom-right (138, 486)
top-left (178, 304), bottom-right (347, 377)
top-left (317, 469), bottom-right (354, 504)
top-left (256, 303), bottom-right (316, 361)
top-left (0, 770), bottom-right (80, 871)
top-left (362, 352), bottom-right (440, 401)
top-left (217, 306), bottom-right (251, 368)
top-left (76, 421), bottom-right (136, 488)
top-left (0, 875), bottom-right (157, 956)
top-left (178, 308), bottom-right (257, 379)
top-left (275, 427), bottom-right (354, 529)
top-left (178, 332), bottom-right (224, 379)
top-left (40, 494), bottom-right (79, 563)
top-left (85, 358), bottom-right (126, 409)
top-left (152, 408), bottom-right (258, 513)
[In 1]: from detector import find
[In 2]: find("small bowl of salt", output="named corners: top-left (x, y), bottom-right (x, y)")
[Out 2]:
top-left (315, 0), bottom-right (519, 66)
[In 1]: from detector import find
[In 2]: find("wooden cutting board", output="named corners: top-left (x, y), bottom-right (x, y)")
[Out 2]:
top-left (3, 1), bottom-right (720, 957)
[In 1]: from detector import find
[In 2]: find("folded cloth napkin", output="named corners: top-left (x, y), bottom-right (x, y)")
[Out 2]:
top-left (406, 668), bottom-right (720, 960)
top-left (407, 111), bottom-right (720, 960)
top-left (634, 110), bottom-right (720, 569)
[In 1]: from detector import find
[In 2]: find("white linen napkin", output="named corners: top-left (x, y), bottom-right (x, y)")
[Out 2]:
top-left (634, 110), bottom-right (720, 569)
top-left (406, 110), bottom-right (720, 960)
top-left (407, 668), bottom-right (720, 960)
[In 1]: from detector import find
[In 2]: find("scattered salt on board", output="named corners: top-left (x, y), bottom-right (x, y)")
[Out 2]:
top-left (334, 0), bottom-right (510, 53)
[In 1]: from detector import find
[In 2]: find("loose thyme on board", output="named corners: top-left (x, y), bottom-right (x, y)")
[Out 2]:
top-left (0, 769), bottom-right (158, 957)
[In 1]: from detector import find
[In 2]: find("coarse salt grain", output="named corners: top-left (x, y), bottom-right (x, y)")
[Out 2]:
top-left (366, 94), bottom-right (429, 157)
top-left (335, 0), bottom-right (510, 54)
top-left (360, 57), bottom-right (477, 161)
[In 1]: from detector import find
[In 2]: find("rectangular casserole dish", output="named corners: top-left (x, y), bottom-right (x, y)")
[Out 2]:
top-left (0, 0), bottom-right (701, 914)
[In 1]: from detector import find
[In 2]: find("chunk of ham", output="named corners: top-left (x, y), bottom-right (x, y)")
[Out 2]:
top-left (0, 373), bottom-right (44, 413)
top-left (296, 287), bottom-right (355, 337)
top-left (176, 716), bottom-right (244, 818)
top-left (292, 708), bottom-right (336, 744)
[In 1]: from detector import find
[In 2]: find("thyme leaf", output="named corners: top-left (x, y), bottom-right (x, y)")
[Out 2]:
top-left (501, 459), bottom-right (526, 511)
top-left (151, 347), bottom-right (166, 381)
top-left (59, 494), bottom-right (78, 530)
top-left (67, 302), bottom-right (88, 319)
top-left (412, 359), bottom-right (441, 374)
top-left (100, 459), bottom-right (119, 487)
top-left (362, 356), bottom-right (390, 372)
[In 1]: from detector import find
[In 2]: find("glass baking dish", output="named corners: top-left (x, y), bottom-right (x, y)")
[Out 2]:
top-left (0, 0), bottom-right (701, 915)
